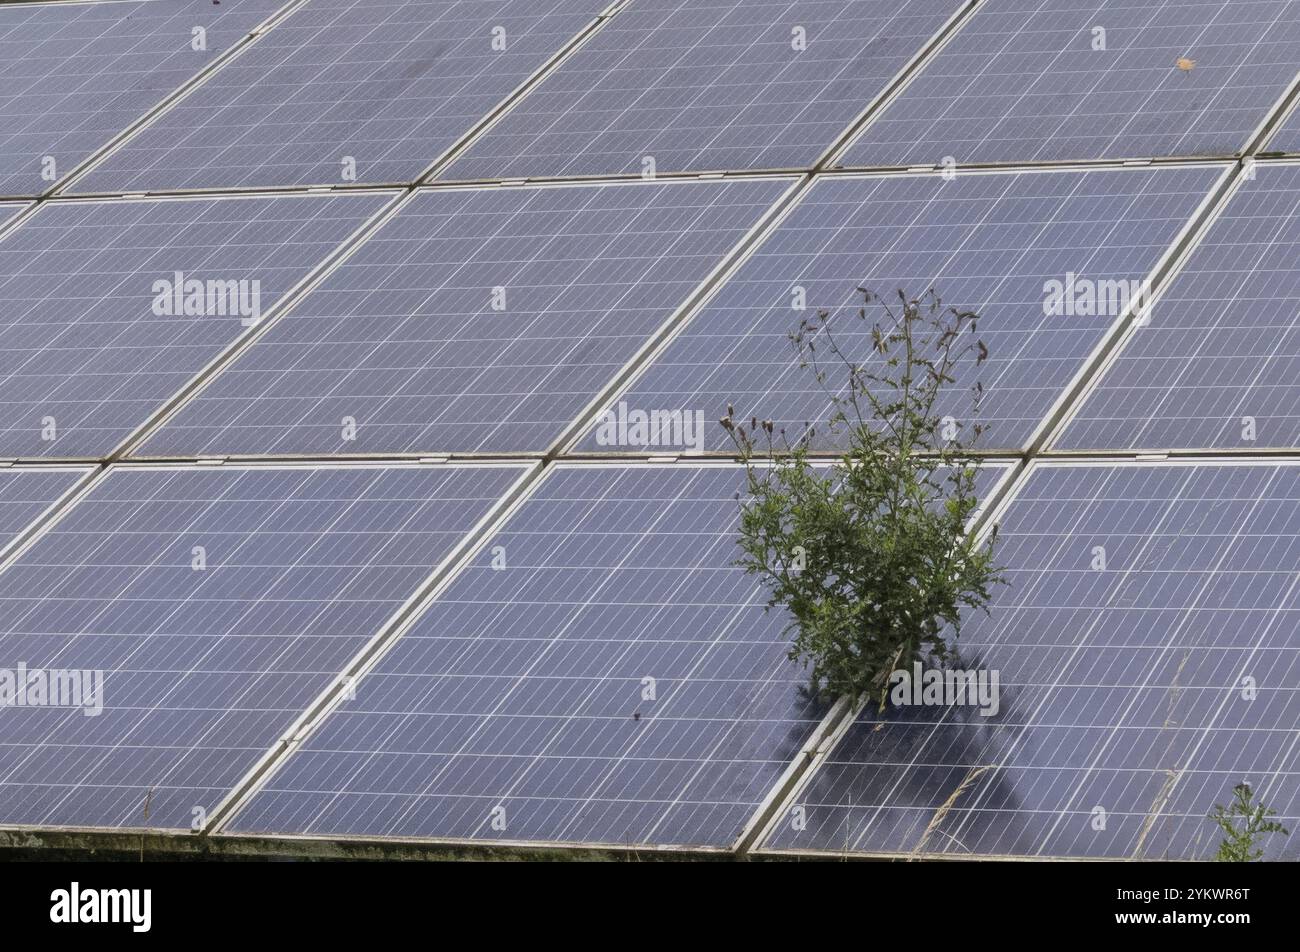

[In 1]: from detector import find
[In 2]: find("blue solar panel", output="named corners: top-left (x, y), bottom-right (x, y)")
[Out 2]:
top-left (137, 178), bottom-right (793, 458)
top-left (1268, 96), bottom-right (1300, 153)
top-left (838, 0), bottom-right (1300, 168)
top-left (227, 464), bottom-right (830, 848)
top-left (443, 0), bottom-right (965, 181)
top-left (1059, 162), bottom-right (1300, 450)
top-left (229, 460), bottom-right (1010, 847)
top-left (573, 166), bottom-right (1223, 455)
top-left (0, 465), bottom-right (93, 555)
top-left (0, 202), bottom-right (25, 232)
top-left (71, 0), bottom-right (602, 193)
top-left (0, 462), bottom-right (528, 830)
top-left (0, 0), bottom-right (285, 198)
top-left (0, 191), bottom-right (391, 460)
top-left (762, 462), bottom-right (1300, 860)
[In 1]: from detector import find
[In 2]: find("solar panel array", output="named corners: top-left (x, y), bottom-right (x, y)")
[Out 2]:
top-left (444, 0), bottom-right (968, 180)
top-left (0, 0), bottom-right (1296, 859)
top-left (0, 462), bottom-right (526, 830)
top-left (73, 0), bottom-right (604, 193)
top-left (0, 465), bottom-right (92, 554)
top-left (0, 0), bottom-right (287, 198)
top-left (231, 464), bottom-right (827, 847)
top-left (231, 459), bottom-right (1008, 847)
top-left (0, 191), bottom-right (390, 459)
top-left (138, 178), bottom-right (794, 458)
top-left (765, 463), bottom-right (1300, 860)
top-left (1059, 162), bottom-right (1300, 450)
top-left (574, 166), bottom-right (1223, 454)
top-left (837, 0), bottom-right (1300, 168)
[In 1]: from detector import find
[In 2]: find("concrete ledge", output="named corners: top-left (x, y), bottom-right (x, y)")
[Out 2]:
top-left (0, 827), bottom-right (738, 863)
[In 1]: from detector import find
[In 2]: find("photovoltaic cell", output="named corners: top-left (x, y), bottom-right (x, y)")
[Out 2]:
top-left (0, 466), bottom-right (93, 554)
top-left (0, 191), bottom-right (390, 460)
top-left (72, 0), bottom-right (602, 193)
top-left (0, 203), bottom-right (27, 231)
top-left (839, 0), bottom-right (1300, 168)
top-left (138, 179), bottom-right (793, 458)
top-left (763, 462), bottom-right (1300, 860)
top-left (0, 0), bottom-right (285, 198)
top-left (0, 463), bottom-right (527, 830)
top-left (443, 0), bottom-right (966, 181)
top-left (228, 464), bottom-right (831, 848)
top-left (1269, 99), bottom-right (1300, 153)
top-left (575, 166), bottom-right (1222, 455)
top-left (1059, 164), bottom-right (1300, 451)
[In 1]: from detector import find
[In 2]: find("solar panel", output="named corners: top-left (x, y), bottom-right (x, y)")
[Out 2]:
top-left (0, 191), bottom-right (391, 461)
top-left (70, 0), bottom-right (603, 193)
top-left (137, 178), bottom-right (794, 459)
top-left (0, 462), bottom-right (529, 830)
top-left (0, 465), bottom-right (93, 555)
top-left (573, 166), bottom-right (1223, 455)
top-left (0, 202), bottom-right (25, 232)
top-left (1058, 162), bottom-right (1300, 451)
top-left (1268, 96), bottom-right (1300, 153)
top-left (226, 463), bottom-right (830, 848)
top-left (761, 461), bottom-right (1300, 860)
top-left (0, 0), bottom-right (285, 198)
top-left (443, 0), bottom-right (966, 181)
top-left (838, 0), bottom-right (1300, 169)
top-left (229, 460), bottom-right (1010, 848)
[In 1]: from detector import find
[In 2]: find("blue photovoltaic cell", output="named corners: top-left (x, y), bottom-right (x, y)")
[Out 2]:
top-left (762, 463), bottom-right (1300, 860)
top-left (0, 191), bottom-right (390, 460)
top-left (1269, 100), bottom-right (1300, 153)
top-left (72, 0), bottom-right (601, 193)
top-left (0, 463), bottom-right (526, 830)
top-left (576, 166), bottom-right (1222, 455)
top-left (138, 178), bottom-right (792, 458)
top-left (0, 466), bottom-right (92, 553)
top-left (1059, 164), bottom-right (1300, 451)
top-left (444, 0), bottom-right (965, 181)
top-left (228, 464), bottom-right (830, 848)
top-left (839, 0), bottom-right (1300, 168)
top-left (0, 203), bottom-right (24, 231)
top-left (0, 0), bottom-right (285, 198)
